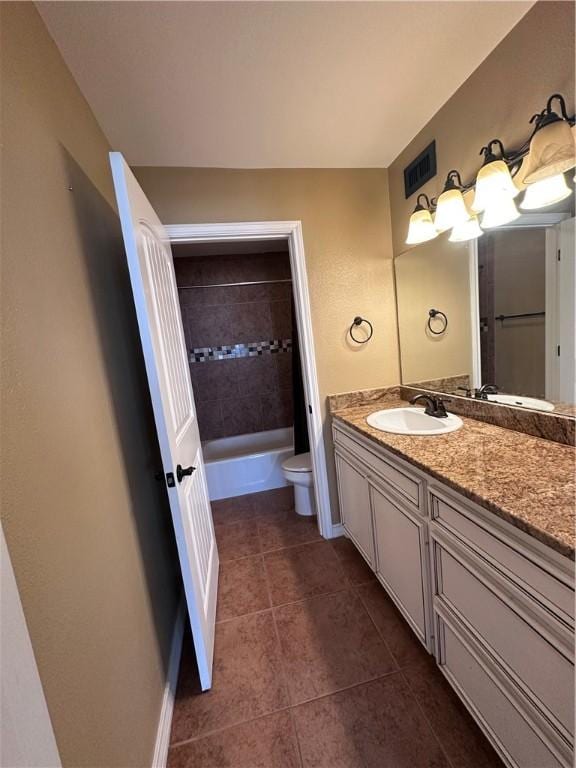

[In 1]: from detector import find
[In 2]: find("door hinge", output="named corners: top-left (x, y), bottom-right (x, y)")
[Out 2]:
top-left (308, 404), bottom-right (313, 415)
top-left (557, 345), bottom-right (561, 357)
top-left (166, 472), bottom-right (176, 488)
top-left (558, 249), bottom-right (561, 262)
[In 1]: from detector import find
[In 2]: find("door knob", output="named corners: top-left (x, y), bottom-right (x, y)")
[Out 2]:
top-left (176, 464), bottom-right (195, 483)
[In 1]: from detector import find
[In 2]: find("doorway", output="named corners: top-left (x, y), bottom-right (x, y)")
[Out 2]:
top-left (166, 222), bottom-right (332, 540)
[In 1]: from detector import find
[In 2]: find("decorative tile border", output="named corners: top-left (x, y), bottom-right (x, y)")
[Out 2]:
top-left (189, 338), bottom-right (292, 363)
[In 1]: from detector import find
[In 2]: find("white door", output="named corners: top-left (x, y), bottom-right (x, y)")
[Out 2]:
top-left (110, 152), bottom-right (218, 690)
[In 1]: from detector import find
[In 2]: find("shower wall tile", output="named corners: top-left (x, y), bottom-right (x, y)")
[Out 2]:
top-left (186, 303), bottom-right (273, 347)
top-left (270, 300), bottom-right (292, 339)
top-left (181, 280), bottom-right (292, 308)
top-left (177, 251), bottom-right (295, 440)
top-left (261, 390), bottom-right (294, 431)
top-left (174, 252), bottom-right (291, 287)
top-left (195, 399), bottom-right (224, 441)
top-left (221, 396), bottom-right (264, 436)
top-left (190, 362), bottom-right (240, 402)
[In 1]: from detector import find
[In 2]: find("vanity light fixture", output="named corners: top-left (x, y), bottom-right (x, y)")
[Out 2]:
top-left (449, 213), bottom-right (484, 242)
top-left (433, 171), bottom-right (470, 232)
top-left (481, 194), bottom-right (520, 228)
top-left (403, 93), bottom-right (575, 244)
top-left (471, 140), bottom-right (519, 213)
top-left (405, 194), bottom-right (438, 245)
top-left (520, 172), bottom-right (572, 210)
top-left (523, 94), bottom-right (576, 184)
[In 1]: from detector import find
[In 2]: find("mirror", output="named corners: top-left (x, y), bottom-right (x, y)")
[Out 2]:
top-left (395, 215), bottom-right (575, 416)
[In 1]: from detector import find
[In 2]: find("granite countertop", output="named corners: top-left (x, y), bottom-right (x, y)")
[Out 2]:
top-left (332, 399), bottom-right (576, 560)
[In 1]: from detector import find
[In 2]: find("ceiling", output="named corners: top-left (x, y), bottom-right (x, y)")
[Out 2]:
top-left (38, 1), bottom-right (534, 168)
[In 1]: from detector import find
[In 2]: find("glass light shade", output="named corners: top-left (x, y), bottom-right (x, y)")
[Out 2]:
top-left (480, 195), bottom-right (520, 228)
top-left (523, 119), bottom-right (576, 184)
top-left (471, 160), bottom-right (519, 213)
top-left (433, 188), bottom-right (469, 232)
top-left (449, 215), bottom-right (484, 242)
top-left (431, 212), bottom-right (450, 233)
top-left (520, 173), bottom-right (572, 210)
top-left (405, 208), bottom-right (438, 245)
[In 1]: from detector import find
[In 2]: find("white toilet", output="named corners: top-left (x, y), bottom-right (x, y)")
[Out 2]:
top-left (281, 452), bottom-right (315, 516)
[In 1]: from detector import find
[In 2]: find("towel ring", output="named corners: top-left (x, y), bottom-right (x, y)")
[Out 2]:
top-left (427, 309), bottom-right (448, 335)
top-left (349, 316), bottom-right (373, 344)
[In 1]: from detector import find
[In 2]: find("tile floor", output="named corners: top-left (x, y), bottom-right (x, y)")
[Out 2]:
top-left (168, 487), bottom-right (503, 768)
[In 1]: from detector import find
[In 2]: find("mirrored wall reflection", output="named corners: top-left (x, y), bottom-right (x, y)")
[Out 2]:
top-left (479, 229), bottom-right (546, 403)
top-left (395, 215), bottom-right (576, 416)
top-left (395, 236), bottom-right (474, 391)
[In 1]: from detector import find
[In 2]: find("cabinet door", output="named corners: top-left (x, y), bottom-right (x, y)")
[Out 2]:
top-left (335, 451), bottom-right (374, 566)
top-left (371, 482), bottom-right (429, 645)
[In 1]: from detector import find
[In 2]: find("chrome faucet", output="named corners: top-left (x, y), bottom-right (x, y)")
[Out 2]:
top-left (409, 394), bottom-right (450, 418)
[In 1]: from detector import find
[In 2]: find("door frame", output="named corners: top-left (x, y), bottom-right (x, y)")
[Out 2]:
top-left (468, 212), bottom-right (571, 390)
top-left (166, 221), bottom-right (333, 539)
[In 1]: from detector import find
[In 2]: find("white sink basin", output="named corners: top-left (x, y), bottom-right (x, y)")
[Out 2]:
top-left (366, 407), bottom-right (463, 436)
top-left (486, 394), bottom-right (555, 412)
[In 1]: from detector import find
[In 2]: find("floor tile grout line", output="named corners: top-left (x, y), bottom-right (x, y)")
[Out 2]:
top-left (215, 553), bottom-right (271, 625)
top-left (352, 583), bottom-right (439, 673)
top-left (172, 493), bottom-right (302, 753)
top-left (268, 603), bottom-right (306, 768)
top-left (398, 668), bottom-right (457, 768)
top-left (352, 583), bottom-right (457, 768)
top-left (259, 535), bottom-right (324, 556)
top-left (270, 585), bottom-right (353, 613)
top-left (168, 668), bottom-right (408, 753)
top-left (352, 584), bottom-right (403, 673)
top-left (262, 548), bottom-right (306, 767)
top-left (285, 707), bottom-right (305, 768)
top-left (328, 538), bottom-right (379, 589)
top-left (216, 524), bottom-right (323, 561)
top-left (168, 703), bottom-right (296, 750)
top-left (215, 605), bottom-right (273, 626)
top-left (288, 668), bottom-right (404, 709)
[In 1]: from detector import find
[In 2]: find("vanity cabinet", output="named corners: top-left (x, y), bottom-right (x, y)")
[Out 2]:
top-left (333, 425), bottom-right (432, 651)
top-left (334, 451), bottom-right (374, 567)
top-left (332, 420), bottom-right (575, 768)
top-left (370, 483), bottom-right (429, 645)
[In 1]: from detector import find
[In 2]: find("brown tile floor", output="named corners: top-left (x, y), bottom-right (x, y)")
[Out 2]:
top-left (168, 487), bottom-right (503, 768)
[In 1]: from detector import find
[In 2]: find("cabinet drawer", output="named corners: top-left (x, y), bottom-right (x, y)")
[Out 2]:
top-left (430, 488), bottom-right (574, 625)
top-left (433, 538), bottom-right (574, 739)
top-left (436, 609), bottom-right (567, 768)
top-left (333, 425), bottom-right (423, 512)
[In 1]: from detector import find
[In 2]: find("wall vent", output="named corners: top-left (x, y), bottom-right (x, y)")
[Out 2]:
top-left (403, 141), bottom-right (437, 199)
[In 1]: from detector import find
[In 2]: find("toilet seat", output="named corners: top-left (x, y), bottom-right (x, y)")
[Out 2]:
top-left (282, 452), bottom-right (312, 473)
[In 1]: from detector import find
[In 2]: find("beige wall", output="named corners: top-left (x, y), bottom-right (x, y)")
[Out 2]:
top-left (133, 167), bottom-right (399, 520)
top-left (1, 5), bottom-right (179, 766)
top-left (388, 1), bottom-right (575, 256)
top-left (395, 237), bottom-right (473, 385)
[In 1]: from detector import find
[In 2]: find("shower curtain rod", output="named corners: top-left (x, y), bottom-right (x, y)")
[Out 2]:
top-left (179, 278), bottom-right (292, 289)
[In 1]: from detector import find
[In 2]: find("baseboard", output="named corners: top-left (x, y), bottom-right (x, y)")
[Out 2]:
top-left (152, 599), bottom-right (186, 768)
top-left (329, 523), bottom-right (346, 539)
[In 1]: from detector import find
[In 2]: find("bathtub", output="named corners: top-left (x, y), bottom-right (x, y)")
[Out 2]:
top-left (202, 427), bottom-right (294, 501)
